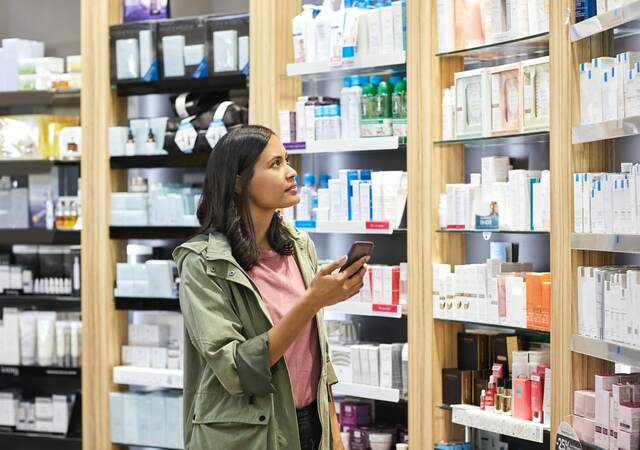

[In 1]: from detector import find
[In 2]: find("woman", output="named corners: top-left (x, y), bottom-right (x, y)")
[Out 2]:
top-left (173, 125), bottom-right (368, 450)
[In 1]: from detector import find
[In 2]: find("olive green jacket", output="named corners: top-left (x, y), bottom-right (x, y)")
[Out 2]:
top-left (173, 223), bottom-right (338, 450)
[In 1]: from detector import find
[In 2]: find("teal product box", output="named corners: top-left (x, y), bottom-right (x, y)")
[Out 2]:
top-left (109, 392), bottom-right (126, 444)
top-left (158, 17), bottom-right (208, 79)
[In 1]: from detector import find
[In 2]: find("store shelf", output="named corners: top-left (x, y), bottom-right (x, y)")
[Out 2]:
top-left (0, 365), bottom-right (80, 379)
top-left (580, 441), bottom-right (606, 450)
top-left (285, 137), bottom-right (403, 155)
top-left (435, 318), bottom-right (550, 342)
top-left (331, 382), bottom-right (402, 403)
top-left (286, 51), bottom-right (406, 79)
top-left (570, 233), bottom-right (640, 253)
top-left (113, 366), bottom-right (183, 389)
top-left (437, 229), bottom-right (549, 235)
top-left (295, 220), bottom-right (401, 235)
top-left (572, 115), bottom-right (640, 144)
top-left (451, 404), bottom-right (548, 443)
top-left (109, 226), bottom-right (198, 240)
top-left (435, 130), bottom-right (549, 146)
top-left (436, 32), bottom-right (549, 60)
top-left (0, 89), bottom-right (80, 108)
top-left (0, 159), bottom-right (79, 175)
top-left (114, 73), bottom-right (247, 96)
top-left (0, 430), bottom-right (81, 450)
top-left (115, 297), bottom-right (179, 311)
top-left (325, 302), bottom-right (405, 318)
top-left (0, 294), bottom-right (80, 310)
top-left (570, 1), bottom-right (640, 42)
top-left (0, 229), bottom-right (80, 245)
top-left (571, 335), bottom-right (640, 367)
top-left (110, 152), bottom-right (210, 169)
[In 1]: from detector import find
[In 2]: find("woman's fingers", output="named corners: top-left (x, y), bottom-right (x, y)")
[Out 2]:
top-left (319, 255), bottom-right (347, 276)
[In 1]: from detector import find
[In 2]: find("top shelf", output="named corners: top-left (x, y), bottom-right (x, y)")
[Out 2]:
top-left (286, 52), bottom-right (406, 79)
top-left (436, 32), bottom-right (549, 61)
top-left (570, 1), bottom-right (640, 42)
top-left (113, 73), bottom-right (247, 96)
top-left (0, 89), bottom-right (80, 109)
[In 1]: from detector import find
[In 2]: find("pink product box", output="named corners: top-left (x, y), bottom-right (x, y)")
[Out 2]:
top-left (596, 375), bottom-right (620, 393)
top-left (594, 426), bottom-right (610, 449)
top-left (339, 402), bottom-right (372, 429)
top-left (350, 427), bottom-right (373, 450)
top-left (573, 414), bottom-right (596, 445)
top-left (574, 390), bottom-right (596, 420)
top-left (618, 403), bottom-right (640, 434)
top-left (596, 390), bottom-right (612, 427)
top-left (617, 430), bottom-right (640, 450)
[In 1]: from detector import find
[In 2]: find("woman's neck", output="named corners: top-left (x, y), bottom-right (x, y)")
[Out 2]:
top-left (250, 205), bottom-right (275, 251)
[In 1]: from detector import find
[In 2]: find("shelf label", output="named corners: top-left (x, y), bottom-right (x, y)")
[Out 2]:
top-left (45, 369), bottom-right (79, 377)
top-left (365, 221), bottom-right (390, 230)
top-left (372, 304), bottom-right (399, 314)
top-left (0, 366), bottom-right (19, 376)
top-left (295, 220), bottom-right (316, 229)
top-left (555, 422), bottom-right (583, 450)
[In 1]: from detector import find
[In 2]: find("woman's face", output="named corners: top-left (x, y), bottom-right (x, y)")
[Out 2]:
top-left (245, 135), bottom-right (299, 210)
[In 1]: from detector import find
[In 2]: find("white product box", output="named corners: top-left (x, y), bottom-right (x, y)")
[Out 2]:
top-left (1, 308), bottom-right (20, 365)
top-left (455, 68), bottom-right (492, 138)
top-left (52, 395), bottom-right (70, 434)
top-left (379, 343), bottom-right (403, 389)
top-left (0, 393), bottom-right (18, 426)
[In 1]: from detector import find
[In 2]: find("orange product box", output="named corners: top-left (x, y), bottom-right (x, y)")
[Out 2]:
top-left (525, 273), bottom-right (551, 330)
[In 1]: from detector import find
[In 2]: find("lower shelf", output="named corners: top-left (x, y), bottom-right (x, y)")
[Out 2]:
top-left (0, 295), bottom-right (80, 310)
top-left (451, 404), bottom-right (548, 443)
top-left (115, 297), bottom-right (180, 311)
top-left (0, 365), bottom-right (80, 379)
top-left (325, 302), bottom-right (405, 318)
top-left (0, 430), bottom-right (81, 450)
top-left (113, 366), bottom-right (183, 389)
top-left (331, 382), bottom-right (402, 403)
top-left (571, 335), bottom-right (640, 367)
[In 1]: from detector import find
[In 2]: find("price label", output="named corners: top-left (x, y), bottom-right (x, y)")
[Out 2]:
top-left (555, 421), bottom-right (583, 450)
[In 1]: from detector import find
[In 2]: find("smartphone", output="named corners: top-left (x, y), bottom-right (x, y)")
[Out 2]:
top-left (339, 241), bottom-right (374, 273)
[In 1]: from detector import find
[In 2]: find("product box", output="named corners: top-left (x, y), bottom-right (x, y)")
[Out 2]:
top-left (513, 376), bottom-right (532, 420)
top-left (158, 17), bottom-right (208, 79)
top-left (458, 333), bottom-right (489, 371)
top-left (522, 56), bottom-right (550, 131)
top-left (205, 13), bottom-right (249, 74)
top-left (618, 430), bottom-right (640, 450)
top-left (618, 403), bottom-right (640, 434)
top-left (490, 334), bottom-right (519, 376)
top-left (575, 390), bottom-right (597, 420)
top-left (379, 343), bottom-right (403, 389)
top-left (526, 272), bottom-right (551, 331)
top-left (573, 414), bottom-right (597, 445)
top-left (454, 68), bottom-right (491, 138)
top-left (442, 368), bottom-right (473, 406)
top-left (0, 115), bottom-right (80, 160)
top-left (123, 0), bottom-right (169, 22)
top-left (109, 22), bottom-right (159, 82)
top-left (340, 402), bottom-right (373, 429)
top-left (490, 63), bottom-right (523, 136)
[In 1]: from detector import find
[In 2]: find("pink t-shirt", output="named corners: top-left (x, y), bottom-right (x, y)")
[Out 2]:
top-left (248, 250), bottom-right (321, 409)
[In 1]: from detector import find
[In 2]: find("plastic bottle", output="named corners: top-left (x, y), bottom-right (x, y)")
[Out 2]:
top-left (348, 75), bottom-right (363, 139)
top-left (341, 0), bottom-right (360, 64)
top-left (356, 0), bottom-right (371, 58)
top-left (315, 0), bottom-right (334, 62)
top-left (330, 0), bottom-right (348, 66)
top-left (320, 173), bottom-right (331, 189)
top-left (45, 190), bottom-right (55, 230)
top-left (328, 104), bottom-right (342, 140)
top-left (392, 76), bottom-right (407, 143)
top-left (340, 77), bottom-right (352, 139)
top-left (314, 105), bottom-right (325, 141)
top-left (297, 5), bottom-right (317, 63)
top-left (376, 76), bottom-right (393, 119)
top-left (292, 7), bottom-right (308, 63)
top-left (361, 76), bottom-right (377, 120)
top-left (296, 173), bottom-right (317, 221)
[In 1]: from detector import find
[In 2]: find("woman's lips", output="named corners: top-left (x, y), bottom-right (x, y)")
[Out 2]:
top-left (286, 185), bottom-right (298, 194)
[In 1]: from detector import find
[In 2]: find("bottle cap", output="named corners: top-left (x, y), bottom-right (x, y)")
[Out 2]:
top-left (343, 77), bottom-right (352, 88)
top-left (303, 173), bottom-right (316, 186)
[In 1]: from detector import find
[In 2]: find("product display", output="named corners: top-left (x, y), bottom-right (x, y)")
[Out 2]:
top-left (123, 0), bottom-right (169, 23)
top-left (114, 259), bottom-right (177, 299)
top-left (0, 115), bottom-right (81, 160)
top-left (279, 74), bottom-right (407, 144)
top-left (441, 157), bottom-right (550, 232)
top-left (110, 391), bottom-right (183, 449)
top-left (0, 391), bottom-right (75, 434)
top-left (336, 400), bottom-right (408, 450)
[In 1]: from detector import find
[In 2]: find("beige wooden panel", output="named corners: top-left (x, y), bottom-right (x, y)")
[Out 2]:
top-left (249, 0), bottom-right (301, 129)
top-left (80, 0), bottom-right (127, 449)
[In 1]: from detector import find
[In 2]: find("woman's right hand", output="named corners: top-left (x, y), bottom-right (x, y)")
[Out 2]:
top-left (305, 255), bottom-right (370, 310)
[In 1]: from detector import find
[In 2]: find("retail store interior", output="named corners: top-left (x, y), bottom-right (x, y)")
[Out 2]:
top-left (0, 0), bottom-right (640, 449)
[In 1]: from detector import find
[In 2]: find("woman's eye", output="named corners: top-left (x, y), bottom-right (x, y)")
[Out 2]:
top-left (272, 159), bottom-right (281, 167)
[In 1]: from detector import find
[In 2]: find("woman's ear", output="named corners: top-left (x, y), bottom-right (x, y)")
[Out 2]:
top-left (235, 175), bottom-right (242, 195)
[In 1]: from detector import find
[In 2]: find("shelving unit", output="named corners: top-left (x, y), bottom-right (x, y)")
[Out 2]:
top-left (571, 233), bottom-right (640, 253)
top-left (0, 229), bottom-right (80, 245)
top-left (325, 302), bottom-right (405, 319)
top-left (109, 152), bottom-right (209, 169)
top-left (0, 89), bottom-right (80, 109)
top-left (286, 51), bottom-right (406, 78)
top-left (435, 130), bottom-right (549, 146)
top-left (0, 159), bottom-right (80, 175)
top-left (570, 1), bottom-right (640, 41)
top-left (109, 226), bottom-right (198, 240)
top-left (571, 335), bottom-right (640, 367)
top-left (436, 33), bottom-right (549, 60)
top-left (114, 297), bottom-right (179, 312)
top-left (0, 431), bottom-right (82, 450)
top-left (0, 365), bottom-right (81, 379)
top-left (295, 221), bottom-right (401, 235)
top-left (0, 295), bottom-right (81, 311)
top-left (285, 136), bottom-right (402, 155)
top-left (112, 366), bottom-right (182, 389)
top-left (435, 319), bottom-right (550, 343)
top-left (451, 405), bottom-right (549, 444)
top-left (113, 73), bottom-right (247, 96)
top-left (437, 229), bottom-right (549, 235)
top-left (332, 382), bottom-right (402, 403)
top-left (572, 114), bottom-right (640, 144)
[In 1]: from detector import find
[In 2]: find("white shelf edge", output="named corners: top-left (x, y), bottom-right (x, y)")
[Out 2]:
top-left (325, 302), bottom-right (404, 318)
top-left (331, 382), bottom-right (401, 403)
top-left (572, 115), bottom-right (640, 144)
top-left (571, 233), bottom-right (640, 253)
top-left (570, 2), bottom-right (640, 42)
top-left (288, 137), bottom-right (400, 155)
top-left (113, 366), bottom-right (183, 389)
top-left (296, 220), bottom-right (398, 235)
top-left (286, 52), bottom-right (406, 77)
top-left (451, 404), bottom-right (548, 443)
top-left (571, 335), bottom-right (640, 367)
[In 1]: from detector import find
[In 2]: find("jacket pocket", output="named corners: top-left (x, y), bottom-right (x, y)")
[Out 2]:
top-left (189, 392), bottom-right (271, 450)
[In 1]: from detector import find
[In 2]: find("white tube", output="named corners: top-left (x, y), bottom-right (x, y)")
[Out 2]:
top-left (19, 312), bottom-right (37, 366)
top-left (36, 312), bottom-right (57, 367)
top-left (70, 322), bottom-right (82, 367)
top-left (55, 322), bottom-right (67, 367)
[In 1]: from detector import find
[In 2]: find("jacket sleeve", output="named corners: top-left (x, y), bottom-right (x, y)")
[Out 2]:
top-left (179, 253), bottom-right (275, 397)
top-left (306, 237), bottom-right (340, 387)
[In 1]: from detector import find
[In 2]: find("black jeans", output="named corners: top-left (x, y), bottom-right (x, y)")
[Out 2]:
top-left (297, 401), bottom-right (322, 450)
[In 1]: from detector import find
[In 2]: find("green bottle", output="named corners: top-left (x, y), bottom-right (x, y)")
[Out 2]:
top-left (360, 76), bottom-right (377, 120)
top-left (392, 77), bottom-right (407, 143)
top-left (376, 78), bottom-right (393, 119)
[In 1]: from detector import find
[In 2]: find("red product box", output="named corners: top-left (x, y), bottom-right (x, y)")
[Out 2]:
top-left (531, 372), bottom-right (544, 423)
top-left (513, 377), bottom-right (532, 421)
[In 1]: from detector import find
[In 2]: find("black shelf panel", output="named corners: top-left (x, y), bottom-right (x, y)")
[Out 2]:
top-left (110, 152), bottom-right (210, 169)
top-left (0, 365), bottom-right (80, 379)
top-left (110, 226), bottom-right (198, 240)
top-left (0, 159), bottom-right (79, 175)
top-left (0, 430), bottom-right (81, 450)
top-left (114, 73), bottom-right (247, 96)
top-left (115, 297), bottom-right (180, 311)
top-left (0, 89), bottom-right (80, 109)
top-left (0, 295), bottom-right (80, 310)
top-left (0, 229), bottom-right (80, 245)
top-left (435, 318), bottom-right (550, 343)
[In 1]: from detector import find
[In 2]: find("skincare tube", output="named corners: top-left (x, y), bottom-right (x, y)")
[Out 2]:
top-left (70, 322), bottom-right (82, 367)
top-left (36, 312), bottom-right (57, 367)
top-left (19, 312), bottom-right (37, 366)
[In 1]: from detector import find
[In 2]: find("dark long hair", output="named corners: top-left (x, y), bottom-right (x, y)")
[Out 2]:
top-left (197, 125), bottom-right (294, 271)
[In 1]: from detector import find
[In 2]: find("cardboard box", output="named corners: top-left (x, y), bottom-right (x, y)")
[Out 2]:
top-left (574, 390), bottom-right (596, 420)
top-left (457, 333), bottom-right (489, 371)
top-left (442, 368), bottom-right (473, 406)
